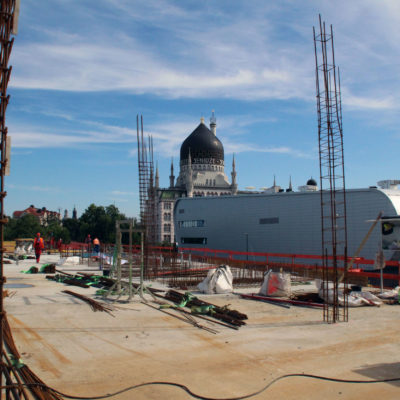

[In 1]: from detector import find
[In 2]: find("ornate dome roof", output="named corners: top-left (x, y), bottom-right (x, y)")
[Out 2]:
top-left (307, 178), bottom-right (317, 186)
top-left (180, 122), bottom-right (224, 164)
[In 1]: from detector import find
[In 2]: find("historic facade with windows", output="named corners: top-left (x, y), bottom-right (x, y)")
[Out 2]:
top-left (154, 112), bottom-right (238, 244)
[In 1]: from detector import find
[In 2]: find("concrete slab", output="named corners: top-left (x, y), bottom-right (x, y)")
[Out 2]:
top-left (3, 255), bottom-right (400, 399)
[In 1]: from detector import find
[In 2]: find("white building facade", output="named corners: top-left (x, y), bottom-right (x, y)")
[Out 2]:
top-left (173, 185), bottom-right (400, 263)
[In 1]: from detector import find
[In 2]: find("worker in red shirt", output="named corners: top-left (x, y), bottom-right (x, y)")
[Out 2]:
top-left (84, 234), bottom-right (92, 251)
top-left (57, 238), bottom-right (63, 254)
top-left (33, 233), bottom-right (44, 263)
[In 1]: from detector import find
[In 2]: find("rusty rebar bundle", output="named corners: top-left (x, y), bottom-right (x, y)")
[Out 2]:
top-left (2, 316), bottom-right (63, 400)
top-left (62, 290), bottom-right (115, 316)
top-left (164, 290), bottom-right (247, 328)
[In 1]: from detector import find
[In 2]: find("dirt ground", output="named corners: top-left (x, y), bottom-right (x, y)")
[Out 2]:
top-left (3, 255), bottom-right (400, 399)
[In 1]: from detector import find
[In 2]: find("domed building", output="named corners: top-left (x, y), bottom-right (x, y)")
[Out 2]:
top-left (175, 114), bottom-right (237, 197)
top-left (154, 112), bottom-right (238, 243)
top-left (298, 177), bottom-right (318, 192)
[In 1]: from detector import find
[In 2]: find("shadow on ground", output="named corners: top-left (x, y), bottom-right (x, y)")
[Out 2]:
top-left (354, 362), bottom-right (400, 387)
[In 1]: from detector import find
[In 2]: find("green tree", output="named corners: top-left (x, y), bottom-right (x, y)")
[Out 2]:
top-left (4, 215), bottom-right (41, 240)
top-left (44, 221), bottom-right (71, 244)
top-left (62, 218), bottom-right (82, 242)
top-left (79, 204), bottom-right (132, 244)
top-left (7, 204), bottom-right (139, 245)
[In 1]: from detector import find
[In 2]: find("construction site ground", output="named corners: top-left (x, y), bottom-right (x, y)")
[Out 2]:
top-left (4, 255), bottom-right (400, 400)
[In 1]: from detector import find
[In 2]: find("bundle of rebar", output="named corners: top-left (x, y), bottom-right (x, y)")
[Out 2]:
top-left (46, 274), bottom-right (90, 288)
top-left (3, 315), bottom-right (63, 400)
top-left (144, 302), bottom-right (218, 334)
top-left (62, 290), bottom-right (115, 316)
top-left (164, 290), bottom-right (247, 327)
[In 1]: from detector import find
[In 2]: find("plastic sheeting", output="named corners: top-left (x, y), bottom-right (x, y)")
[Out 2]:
top-left (57, 256), bottom-right (80, 266)
top-left (315, 280), bottom-right (383, 307)
top-left (376, 287), bottom-right (400, 300)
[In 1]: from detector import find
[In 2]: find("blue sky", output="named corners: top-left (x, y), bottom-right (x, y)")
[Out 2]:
top-left (7, 0), bottom-right (400, 219)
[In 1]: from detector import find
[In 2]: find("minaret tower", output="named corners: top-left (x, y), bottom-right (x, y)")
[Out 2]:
top-left (169, 158), bottom-right (175, 188)
top-left (186, 149), bottom-right (194, 198)
top-left (210, 110), bottom-right (217, 135)
top-left (231, 154), bottom-right (238, 195)
top-left (155, 162), bottom-right (159, 188)
top-left (288, 176), bottom-right (293, 192)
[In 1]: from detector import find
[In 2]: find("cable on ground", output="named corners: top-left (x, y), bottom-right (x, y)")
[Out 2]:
top-left (2, 373), bottom-right (400, 400)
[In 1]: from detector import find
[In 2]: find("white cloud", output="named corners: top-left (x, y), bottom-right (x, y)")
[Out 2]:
top-left (111, 190), bottom-right (136, 196)
top-left (343, 94), bottom-right (396, 110)
top-left (224, 141), bottom-right (314, 159)
top-left (8, 0), bottom-right (399, 110)
top-left (8, 1), bottom-right (312, 101)
top-left (8, 183), bottom-right (59, 192)
top-left (9, 119), bottom-right (138, 148)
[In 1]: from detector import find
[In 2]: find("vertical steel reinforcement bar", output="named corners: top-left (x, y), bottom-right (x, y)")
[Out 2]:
top-left (314, 15), bottom-right (348, 323)
top-left (136, 116), bottom-right (157, 278)
top-left (0, 0), bottom-right (18, 396)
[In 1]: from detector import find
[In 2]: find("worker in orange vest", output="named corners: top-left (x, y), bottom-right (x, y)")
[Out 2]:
top-left (33, 233), bottom-right (44, 263)
top-left (93, 237), bottom-right (100, 253)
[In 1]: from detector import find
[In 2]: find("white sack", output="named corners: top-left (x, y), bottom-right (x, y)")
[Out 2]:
top-left (57, 256), bottom-right (80, 266)
top-left (197, 265), bottom-right (233, 294)
top-left (259, 270), bottom-right (291, 297)
top-left (197, 268), bottom-right (215, 294)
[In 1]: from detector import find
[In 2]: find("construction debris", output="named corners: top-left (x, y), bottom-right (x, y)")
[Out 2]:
top-left (349, 291), bottom-right (382, 307)
top-left (22, 266), bottom-right (38, 274)
top-left (3, 290), bottom-right (16, 298)
top-left (40, 264), bottom-right (56, 273)
top-left (21, 264), bottom-right (56, 274)
top-left (62, 290), bottom-right (115, 316)
top-left (3, 315), bottom-right (63, 400)
top-left (47, 274), bottom-right (90, 288)
top-left (375, 286), bottom-right (400, 304)
top-left (241, 293), bottom-right (323, 309)
top-left (164, 290), bottom-right (247, 328)
top-left (144, 302), bottom-right (218, 334)
top-left (57, 256), bottom-right (80, 266)
top-left (316, 280), bottom-right (383, 307)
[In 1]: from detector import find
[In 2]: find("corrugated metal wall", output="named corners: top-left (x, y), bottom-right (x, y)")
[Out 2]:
top-left (174, 189), bottom-right (400, 264)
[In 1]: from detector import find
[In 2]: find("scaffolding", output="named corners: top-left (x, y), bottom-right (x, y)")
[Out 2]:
top-left (314, 15), bottom-right (349, 323)
top-left (102, 220), bottom-right (154, 302)
top-left (0, 1), bottom-right (25, 398)
top-left (136, 115), bottom-right (157, 278)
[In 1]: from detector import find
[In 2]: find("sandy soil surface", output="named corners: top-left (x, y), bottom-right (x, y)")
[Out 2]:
top-left (3, 255), bottom-right (400, 399)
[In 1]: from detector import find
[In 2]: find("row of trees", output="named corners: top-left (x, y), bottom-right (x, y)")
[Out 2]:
top-left (5, 204), bottom-right (140, 245)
